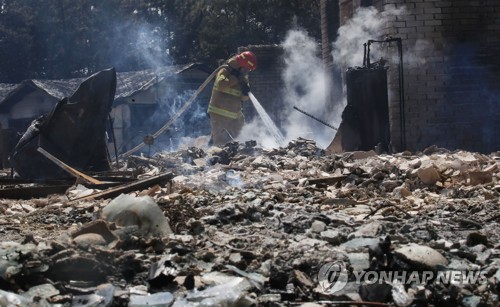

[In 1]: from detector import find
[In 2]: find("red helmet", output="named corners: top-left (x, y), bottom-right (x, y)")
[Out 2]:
top-left (236, 51), bottom-right (257, 71)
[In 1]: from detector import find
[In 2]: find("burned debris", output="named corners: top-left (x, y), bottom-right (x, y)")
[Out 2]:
top-left (0, 136), bottom-right (498, 306)
top-left (0, 0), bottom-right (498, 305)
top-left (0, 27), bottom-right (498, 307)
top-left (0, 49), bottom-right (497, 306)
top-left (9, 68), bottom-right (117, 180)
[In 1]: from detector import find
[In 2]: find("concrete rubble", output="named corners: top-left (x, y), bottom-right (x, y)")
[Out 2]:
top-left (0, 138), bottom-right (498, 306)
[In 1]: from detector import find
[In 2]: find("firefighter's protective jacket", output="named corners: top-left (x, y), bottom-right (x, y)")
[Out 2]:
top-left (207, 56), bottom-right (250, 145)
top-left (208, 57), bottom-right (249, 120)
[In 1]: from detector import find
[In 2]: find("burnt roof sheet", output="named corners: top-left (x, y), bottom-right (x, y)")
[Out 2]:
top-left (0, 83), bottom-right (19, 102)
top-left (0, 63), bottom-right (211, 110)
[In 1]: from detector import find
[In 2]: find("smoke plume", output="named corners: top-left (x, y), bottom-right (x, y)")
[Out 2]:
top-left (281, 30), bottom-right (334, 148)
top-left (239, 6), bottom-right (437, 150)
top-left (332, 6), bottom-right (432, 69)
top-left (332, 6), bottom-right (405, 68)
top-left (239, 29), bottom-right (334, 149)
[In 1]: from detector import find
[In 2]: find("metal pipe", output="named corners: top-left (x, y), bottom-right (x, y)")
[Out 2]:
top-left (365, 37), bottom-right (406, 150)
top-left (397, 39), bottom-right (406, 150)
top-left (108, 114), bottom-right (119, 166)
top-left (363, 43), bottom-right (367, 67)
top-left (367, 41), bottom-right (372, 68)
top-left (293, 106), bottom-right (338, 131)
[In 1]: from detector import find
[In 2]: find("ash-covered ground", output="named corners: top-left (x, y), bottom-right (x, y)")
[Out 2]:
top-left (0, 138), bottom-right (499, 306)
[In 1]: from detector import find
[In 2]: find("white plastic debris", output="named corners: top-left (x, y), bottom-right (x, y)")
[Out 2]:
top-left (0, 289), bottom-right (30, 306)
top-left (101, 194), bottom-right (172, 237)
top-left (391, 280), bottom-right (413, 307)
top-left (129, 292), bottom-right (174, 307)
top-left (68, 184), bottom-right (96, 198)
top-left (22, 283), bottom-right (59, 302)
top-left (173, 277), bottom-right (254, 307)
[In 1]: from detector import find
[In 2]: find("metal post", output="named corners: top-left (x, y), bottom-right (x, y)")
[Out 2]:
top-left (108, 114), bottom-right (119, 166)
top-left (365, 38), bottom-right (406, 151)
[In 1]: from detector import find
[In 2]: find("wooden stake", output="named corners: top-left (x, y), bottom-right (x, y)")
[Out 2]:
top-left (37, 147), bottom-right (103, 185)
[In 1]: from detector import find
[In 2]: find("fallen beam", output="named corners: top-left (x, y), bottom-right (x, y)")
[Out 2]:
top-left (0, 185), bottom-right (73, 200)
top-left (0, 177), bottom-right (73, 185)
top-left (290, 176), bottom-right (346, 186)
top-left (69, 172), bottom-right (175, 201)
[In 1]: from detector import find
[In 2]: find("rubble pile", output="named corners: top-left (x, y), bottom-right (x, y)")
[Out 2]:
top-left (0, 138), bottom-right (499, 306)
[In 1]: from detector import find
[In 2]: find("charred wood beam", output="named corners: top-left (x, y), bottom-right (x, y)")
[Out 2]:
top-left (69, 172), bottom-right (175, 201)
top-left (0, 178), bottom-right (74, 185)
top-left (0, 185), bottom-right (73, 200)
top-left (289, 176), bottom-right (346, 186)
top-left (0, 180), bottom-right (128, 199)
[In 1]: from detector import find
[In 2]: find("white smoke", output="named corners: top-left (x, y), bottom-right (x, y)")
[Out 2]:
top-left (239, 30), bottom-right (334, 149)
top-left (238, 116), bottom-right (279, 149)
top-left (239, 6), bottom-right (435, 150)
top-left (332, 6), bottom-right (432, 69)
top-left (281, 30), bottom-right (333, 148)
top-left (132, 23), bottom-right (173, 68)
top-left (332, 7), bottom-right (388, 67)
top-left (332, 6), bottom-right (405, 68)
top-left (405, 39), bottom-right (434, 67)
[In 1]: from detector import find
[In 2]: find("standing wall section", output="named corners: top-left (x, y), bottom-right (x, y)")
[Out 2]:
top-left (339, 0), bottom-right (500, 153)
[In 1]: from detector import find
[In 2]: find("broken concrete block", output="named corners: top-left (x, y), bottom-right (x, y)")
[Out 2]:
top-left (417, 166), bottom-right (441, 185)
top-left (320, 230), bottom-right (346, 245)
top-left (293, 270), bottom-right (314, 288)
top-left (71, 219), bottom-right (119, 248)
top-left (351, 150), bottom-right (377, 160)
top-left (394, 244), bottom-right (448, 270)
top-left (351, 221), bottom-right (382, 238)
top-left (310, 220), bottom-right (326, 233)
top-left (393, 186), bottom-right (412, 198)
top-left (73, 233), bottom-right (107, 248)
top-left (467, 171), bottom-right (493, 186)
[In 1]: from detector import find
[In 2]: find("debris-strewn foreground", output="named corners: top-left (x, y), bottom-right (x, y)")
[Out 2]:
top-left (0, 138), bottom-right (499, 306)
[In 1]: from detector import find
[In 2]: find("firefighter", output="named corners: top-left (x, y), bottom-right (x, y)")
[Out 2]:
top-left (208, 51), bottom-right (257, 146)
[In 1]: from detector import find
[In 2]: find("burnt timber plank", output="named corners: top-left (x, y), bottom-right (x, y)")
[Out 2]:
top-left (0, 185), bottom-right (72, 200)
top-left (69, 172), bottom-right (175, 201)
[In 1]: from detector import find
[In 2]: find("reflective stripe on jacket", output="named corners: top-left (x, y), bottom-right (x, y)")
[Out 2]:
top-left (208, 57), bottom-right (249, 119)
top-left (207, 105), bottom-right (240, 119)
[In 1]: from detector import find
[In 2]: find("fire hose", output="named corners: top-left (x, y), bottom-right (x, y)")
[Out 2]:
top-left (293, 106), bottom-right (338, 131)
top-left (119, 65), bottom-right (225, 158)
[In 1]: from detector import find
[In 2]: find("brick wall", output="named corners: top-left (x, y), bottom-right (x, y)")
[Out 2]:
top-left (238, 45), bottom-right (286, 127)
top-left (339, 0), bottom-right (500, 153)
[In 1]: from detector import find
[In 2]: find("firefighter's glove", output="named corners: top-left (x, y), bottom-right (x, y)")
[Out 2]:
top-left (241, 83), bottom-right (250, 96)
